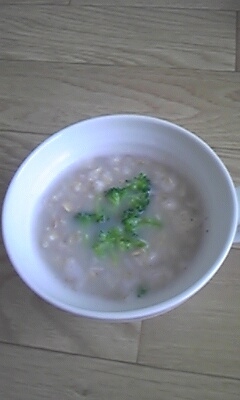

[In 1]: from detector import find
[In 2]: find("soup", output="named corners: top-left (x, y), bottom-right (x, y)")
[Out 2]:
top-left (36, 155), bottom-right (204, 300)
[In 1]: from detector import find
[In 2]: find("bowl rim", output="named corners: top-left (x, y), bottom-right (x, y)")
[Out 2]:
top-left (1, 114), bottom-right (238, 320)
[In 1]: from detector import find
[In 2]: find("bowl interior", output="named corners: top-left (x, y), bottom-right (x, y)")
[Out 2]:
top-left (2, 115), bottom-right (237, 319)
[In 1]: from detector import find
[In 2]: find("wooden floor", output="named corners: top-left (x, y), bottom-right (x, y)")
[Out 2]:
top-left (0, 1), bottom-right (240, 399)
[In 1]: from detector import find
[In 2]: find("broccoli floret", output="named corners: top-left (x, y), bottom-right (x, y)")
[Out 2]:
top-left (126, 173), bottom-right (151, 211)
top-left (105, 173), bottom-right (151, 211)
top-left (122, 209), bottom-right (163, 232)
top-left (74, 172), bottom-right (162, 260)
top-left (93, 227), bottom-right (146, 257)
top-left (122, 208), bottom-right (140, 231)
top-left (136, 284), bottom-right (148, 298)
top-left (92, 230), bottom-right (110, 256)
top-left (74, 212), bottom-right (106, 224)
top-left (104, 187), bottom-right (127, 207)
top-left (130, 192), bottom-right (150, 212)
top-left (129, 173), bottom-right (151, 192)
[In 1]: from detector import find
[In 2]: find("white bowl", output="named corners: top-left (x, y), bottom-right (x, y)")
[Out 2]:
top-left (2, 115), bottom-right (238, 320)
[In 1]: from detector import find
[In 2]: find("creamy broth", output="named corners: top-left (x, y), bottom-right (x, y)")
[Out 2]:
top-left (36, 155), bottom-right (204, 300)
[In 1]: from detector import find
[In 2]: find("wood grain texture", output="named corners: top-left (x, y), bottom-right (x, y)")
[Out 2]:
top-left (70, 1), bottom-right (240, 10)
top-left (0, 7), bottom-right (235, 70)
top-left (0, 343), bottom-right (239, 400)
top-left (0, 266), bottom-right (141, 362)
top-left (138, 249), bottom-right (240, 379)
top-left (0, 63), bottom-right (240, 154)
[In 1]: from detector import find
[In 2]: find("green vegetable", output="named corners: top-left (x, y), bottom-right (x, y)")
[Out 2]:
top-left (137, 285), bottom-right (148, 298)
top-left (74, 212), bottom-right (107, 224)
top-left (93, 227), bottom-right (146, 257)
top-left (128, 173), bottom-right (150, 211)
top-left (74, 172), bottom-right (162, 259)
top-left (138, 217), bottom-right (163, 227)
top-left (122, 208), bottom-right (140, 231)
top-left (122, 209), bottom-right (162, 232)
top-left (104, 187), bottom-right (126, 207)
top-left (105, 173), bottom-right (151, 211)
top-left (128, 173), bottom-right (150, 192)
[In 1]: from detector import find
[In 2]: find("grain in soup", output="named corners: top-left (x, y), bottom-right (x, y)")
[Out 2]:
top-left (36, 155), bottom-right (204, 300)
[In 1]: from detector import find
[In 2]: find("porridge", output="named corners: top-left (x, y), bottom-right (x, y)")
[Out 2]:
top-left (36, 155), bottom-right (204, 300)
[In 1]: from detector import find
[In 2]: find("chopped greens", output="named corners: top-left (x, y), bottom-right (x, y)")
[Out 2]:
top-left (74, 172), bottom-right (162, 259)
top-left (137, 285), bottom-right (148, 298)
top-left (93, 227), bottom-right (146, 257)
top-left (122, 208), bottom-right (140, 232)
top-left (105, 172), bottom-right (150, 211)
top-left (104, 187), bottom-right (126, 207)
top-left (74, 212), bottom-right (107, 224)
top-left (122, 210), bottom-right (163, 232)
top-left (138, 217), bottom-right (163, 227)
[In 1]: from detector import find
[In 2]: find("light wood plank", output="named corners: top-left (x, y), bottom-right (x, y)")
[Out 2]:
top-left (1, 65), bottom-right (240, 224)
top-left (70, 0), bottom-right (240, 10)
top-left (0, 7), bottom-right (235, 70)
top-left (0, 131), bottom-right (47, 176)
top-left (0, 130), bottom-right (47, 213)
top-left (0, 265), bottom-right (140, 362)
top-left (0, 63), bottom-right (240, 150)
top-left (0, 343), bottom-right (239, 400)
top-left (138, 249), bottom-right (240, 379)
top-left (212, 147), bottom-right (240, 189)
